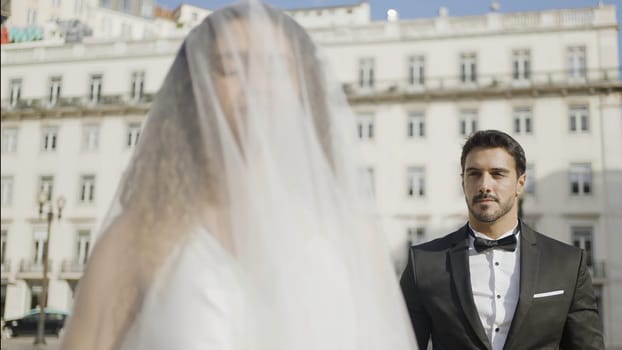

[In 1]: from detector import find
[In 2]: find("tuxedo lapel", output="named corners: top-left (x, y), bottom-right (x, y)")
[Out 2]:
top-left (504, 222), bottom-right (540, 349)
top-left (448, 226), bottom-right (491, 350)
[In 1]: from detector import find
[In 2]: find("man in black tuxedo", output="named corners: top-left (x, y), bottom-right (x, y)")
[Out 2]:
top-left (400, 130), bottom-right (603, 349)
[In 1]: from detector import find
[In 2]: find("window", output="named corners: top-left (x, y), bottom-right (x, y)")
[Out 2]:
top-left (82, 124), bottom-right (99, 152)
top-left (407, 55), bottom-right (425, 86)
top-left (356, 113), bottom-right (374, 140)
top-left (512, 50), bottom-right (531, 81)
top-left (358, 58), bottom-right (375, 88)
top-left (123, 0), bottom-right (131, 12)
top-left (42, 126), bottom-right (59, 151)
top-left (567, 46), bottom-right (586, 80)
top-left (127, 123), bottom-right (142, 147)
top-left (52, 0), bottom-right (61, 7)
top-left (459, 110), bottom-right (478, 136)
top-left (76, 230), bottom-right (91, 265)
top-left (32, 229), bottom-right (47, 265)
top-left (30, 284), bottom-right (43, 309)
top-left (1, 177), bottom-right (13, 206)
top-left (407, 167), bottom-right (426, 197)
top-left (407, 112), bottom-right (425, 138)
top-left (360, 167), bottom-right (375, 195)
top-left (74, 0), bottom-right (84, 13)
top-left (460, 52), bottom-right (477, 83)
top-left (9, 79), bottom-right (22, 107)
top-left (141, 2), bottom-right (153, 17)
top-left (79, 175), bottom-right (96, 203)
top-left (101, 16), bottom-right (111, 33)
top-left (39, 176), bottom-right (54, 201)
top-left (89, 75), bottom-right (103, 104)
top-left (1, 230), bottom-right (7, 265)
top-left (121, 22), bottom-right (132, 37)
top-left (569, 163), bottom-right (592, 196)
top-left (524, 164), bottom-right (535, 195)
top-left (48, 76), bottom-right (62, 106)
top-left (569, 105), bottom-right (589, 133)
top-left (100, 0), bottom-right (111, 8)
top-left (407, 226), bottom-right (426, 244)
top-left (1, 128), bottom-right (18, 153)
top-left (130, 72), bottom-right (145, 101)
top-left (594, 285), bottom-right (603, 322)
top-left (27, 9), bottom-right (37, 25)
top-left (513, 107), bottom-right (532, 134)
top-left (572, 226), bottom-right (593, 267)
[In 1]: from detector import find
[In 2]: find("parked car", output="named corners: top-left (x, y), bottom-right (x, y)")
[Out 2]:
top-left (2, 308), bottom-right (68, 338)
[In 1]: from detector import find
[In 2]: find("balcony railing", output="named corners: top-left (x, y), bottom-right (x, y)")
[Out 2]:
top-left (1, 68), bottom-right (619, 113)
top-left (19, 259), bottom-right (51, 273)
top-left (1, 93), bottom-right (155, 112)
top-left (589, 261), bottom-right (606, 279)
top-left (0, 260), bottom-right (10, 274)
top-left (343, 67), bottom-right (621, 100)
top-left (61, 259), bottom-right (87, 273)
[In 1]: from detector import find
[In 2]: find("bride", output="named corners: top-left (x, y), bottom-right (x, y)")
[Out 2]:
top-left (60, 2), bottom-right (416, 349)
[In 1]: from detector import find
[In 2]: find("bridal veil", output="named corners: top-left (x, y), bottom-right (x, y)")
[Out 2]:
top-left (61, 2), bottom-right (416, 349)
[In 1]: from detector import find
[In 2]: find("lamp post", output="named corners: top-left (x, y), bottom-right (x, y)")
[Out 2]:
top-left (34, 192), bottom-right (65, 345)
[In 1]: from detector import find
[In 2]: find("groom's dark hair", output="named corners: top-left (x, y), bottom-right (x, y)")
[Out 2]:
top-left (460, 129), bottom-right (526, 176)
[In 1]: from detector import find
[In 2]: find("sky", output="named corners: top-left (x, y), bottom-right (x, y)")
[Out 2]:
top-left (156, 0), bottom-right (621, 66)
top-left (156, 0), bottom-right (620, 21)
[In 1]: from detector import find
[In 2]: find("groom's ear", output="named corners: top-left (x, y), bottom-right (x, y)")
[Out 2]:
top-left (516, 172), bottom-right (526, 196)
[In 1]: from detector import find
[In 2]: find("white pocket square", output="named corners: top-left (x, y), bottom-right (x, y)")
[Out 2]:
top-left (533, 290), bottom-right (564, 298)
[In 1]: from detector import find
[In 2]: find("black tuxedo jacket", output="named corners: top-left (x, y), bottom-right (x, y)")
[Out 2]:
top-left (400, 222), bottom-right (603, 349)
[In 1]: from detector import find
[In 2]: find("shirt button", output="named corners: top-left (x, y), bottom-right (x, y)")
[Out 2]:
top-left (495, 262), bottom-right (500, 266)
top-left (497, 294), bottom-right (501, 299)
top-left (495, 328), bottom-right (500, 332)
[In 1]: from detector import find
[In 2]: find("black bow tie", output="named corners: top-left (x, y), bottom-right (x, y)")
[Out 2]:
top-left (469, 226), bottom-right (519, 253)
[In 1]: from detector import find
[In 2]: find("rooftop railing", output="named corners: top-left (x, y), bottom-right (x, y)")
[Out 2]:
top-left (1, 7), bottom-right (615, 64)
top-left (310, 6), bottom-right (616, 44)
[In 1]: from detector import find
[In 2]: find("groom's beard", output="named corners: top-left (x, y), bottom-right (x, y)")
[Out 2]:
top-left (466, 193), bottom-right (515, 223)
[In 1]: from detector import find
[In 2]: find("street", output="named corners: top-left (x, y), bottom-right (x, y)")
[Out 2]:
top-left (1, 337), bottom-right (60, 350)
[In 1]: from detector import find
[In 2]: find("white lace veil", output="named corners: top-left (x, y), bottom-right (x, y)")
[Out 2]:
top-left (61, 2), bottom-right (416, 349)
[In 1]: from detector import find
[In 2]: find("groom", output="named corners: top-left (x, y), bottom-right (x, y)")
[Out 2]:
top-left (400, 130), bottom-right (603, 349)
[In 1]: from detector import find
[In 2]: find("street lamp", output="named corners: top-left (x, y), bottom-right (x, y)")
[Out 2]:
top-left (34, 191), bottom-right (65, 345)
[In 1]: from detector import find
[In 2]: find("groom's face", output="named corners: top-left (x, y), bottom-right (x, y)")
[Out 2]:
top-left (213, 18), bottom-right (300, 144)
top-left (461, 147), bottom-right (525, 225)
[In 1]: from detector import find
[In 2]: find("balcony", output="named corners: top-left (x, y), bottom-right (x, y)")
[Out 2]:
top-left (19, 259), bottom-right (47, 273)
top-left (343, 67), bottom-right (621, 103)
top-left (1, 68), bottom-right (619, 118)
top-left (0, 260), bottom-right (10, 274)
top-left (16, 259), bottom-right (52, 280)
top-left (1, 93), bottom-right (155, 119)
top-left (589, 261), bottom-right (606, 283)
top-left (59, 259), bottom-right (86, 280)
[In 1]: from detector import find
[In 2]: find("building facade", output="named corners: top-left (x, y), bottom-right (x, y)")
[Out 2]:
top-left (1, 2), bottom-right (621, 347)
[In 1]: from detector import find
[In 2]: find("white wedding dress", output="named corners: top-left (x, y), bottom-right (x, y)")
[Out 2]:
top-left (119, 230), bottom-right (251, 350)
top-left (118, 229), bottom-right (358, 350)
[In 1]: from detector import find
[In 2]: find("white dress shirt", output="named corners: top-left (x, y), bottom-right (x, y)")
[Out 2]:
top-left (468, 224), bottom-right (521, 350)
